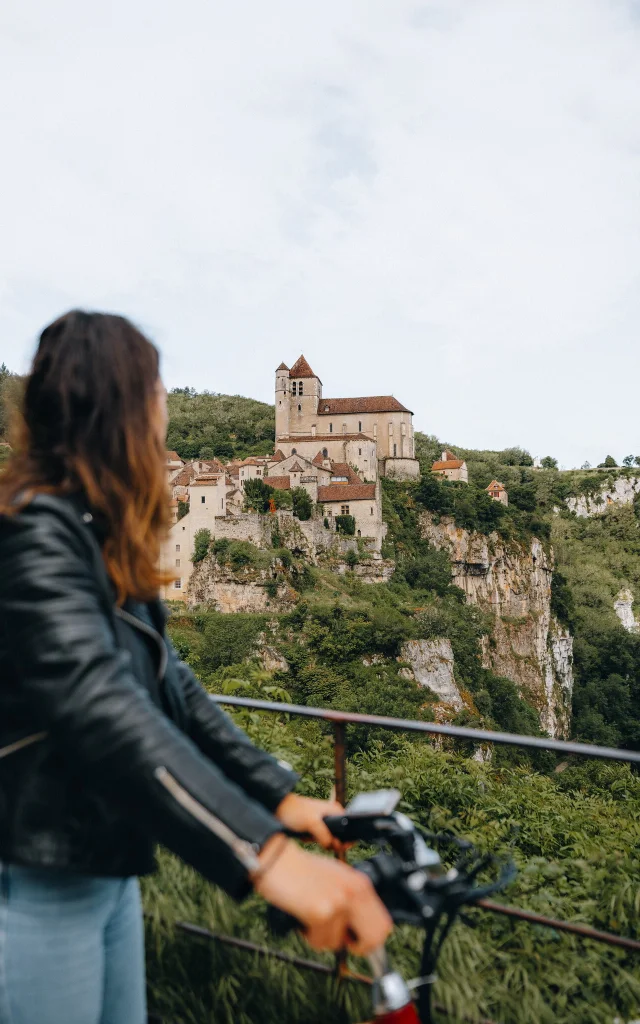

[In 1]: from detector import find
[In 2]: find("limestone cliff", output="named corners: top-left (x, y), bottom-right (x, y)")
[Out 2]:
top-left (565, 475), bottom-right (640, 517)
top-left (419, 513), bottom-right (573, 738)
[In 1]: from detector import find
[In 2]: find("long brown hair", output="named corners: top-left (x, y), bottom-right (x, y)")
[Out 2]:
top-left (0, 310), bottom-right (173, 603)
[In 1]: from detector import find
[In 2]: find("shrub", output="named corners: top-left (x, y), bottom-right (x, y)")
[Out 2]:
top-left (191, 528), bottom-right (211, 564)
top-left (199, 611), bottom-right (267, 670)
top-left (243, 478), bottom-right (273, 513)
top-left (177, 499), bottom-right (189, 521)
top-left (291, 487), bottom-right (312, 521)
top-left (345, 549), bottom-right (358, 569)
top-left (335, 514), bottom-right (356, 535)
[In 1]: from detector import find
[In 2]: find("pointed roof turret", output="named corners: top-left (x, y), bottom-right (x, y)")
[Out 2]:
top-left (276, 362), bottom-right (290, 372)
top-left (289, 355), bottom-right (320, 381)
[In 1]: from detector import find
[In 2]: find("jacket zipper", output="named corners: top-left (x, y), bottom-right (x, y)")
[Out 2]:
top-left (0, 731), bottom-right (47, 759)
top-left (114, 607), bottom-right (168, 680)
top-left (154, 766), bottom-right (261, 874)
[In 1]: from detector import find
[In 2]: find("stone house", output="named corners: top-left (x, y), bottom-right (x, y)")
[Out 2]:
top-left (275, 356), bottom-right (419, 481)
top-left (486, 480), bottom-right (508, 506)
top-left (318, 479), bottom-right (385, 549)
top-left (431, 450), bottom-right (469, 483)
top-left (166, 450), bottom-right (184, 473)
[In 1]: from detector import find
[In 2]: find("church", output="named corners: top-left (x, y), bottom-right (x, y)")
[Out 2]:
top-left (274, 356), bottom-right (420, 482)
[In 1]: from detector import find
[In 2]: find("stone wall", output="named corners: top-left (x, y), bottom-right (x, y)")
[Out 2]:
top-left (420, 513), bottom-right (574, 737)
top-left (380, 457), bottom-right (421, 481)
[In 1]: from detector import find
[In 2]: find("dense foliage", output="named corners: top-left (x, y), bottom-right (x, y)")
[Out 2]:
top-left (145, 704), bottom-right (640, 1024)
top-left (167, 389), bottom-right (275, 461)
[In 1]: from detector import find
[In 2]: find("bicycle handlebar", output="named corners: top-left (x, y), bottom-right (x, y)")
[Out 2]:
top-left (267, 796), bottom-right (517, 1024)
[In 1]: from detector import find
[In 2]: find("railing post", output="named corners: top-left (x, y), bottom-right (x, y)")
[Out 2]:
top-left (333, 721), bottom-right (347, 809)
top-left (332, 721), bottom-right (351, 1020)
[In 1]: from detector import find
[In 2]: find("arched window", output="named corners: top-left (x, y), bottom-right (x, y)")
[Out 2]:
top-left (292, 381), bottom-right (297, 396)
top-left (322, 448), bottom-right (328, 458)
top-left (291, 448), bottom-right (297, 455)
top-left (298, 381), bottom-right (304, 395)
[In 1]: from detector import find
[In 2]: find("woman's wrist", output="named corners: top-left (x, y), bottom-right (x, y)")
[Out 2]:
top-left (250, 833), bottom-right (290, 887)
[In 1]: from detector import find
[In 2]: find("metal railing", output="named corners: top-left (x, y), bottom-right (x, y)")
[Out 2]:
top-left (172, 696), bottom-right (640, 1022)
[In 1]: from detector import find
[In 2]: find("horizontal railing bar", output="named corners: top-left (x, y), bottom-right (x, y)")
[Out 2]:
top-left (212, 695), bottom-right (640, 764)
top-left (175, 921), bottom-right (334, 975)
top-left (476, 900), bottom-right (640, 951)
top-left (175, 922), bottom-right (498, 1022)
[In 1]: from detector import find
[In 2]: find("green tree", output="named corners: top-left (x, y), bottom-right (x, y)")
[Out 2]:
top-left (199, 445), bottom-right (215, 459)
top-left (177, 499), bottom-right (189, 521)
top-left (623, 454), bottom-right (635, 467)
top-left (540, 456), bottom-right (558, 470)
top-left (345, 549), bottom-right (358, 569)
top-left (599, 455), bottom-right (618, 467)
top-left (243, 478), bottom-right (274, 513)
top-left (335, 514), bottom-right (356, 535)
top-left (191, 528), bottom-right (212, 563)
top-left (291, 487), bottom-right (312, 521)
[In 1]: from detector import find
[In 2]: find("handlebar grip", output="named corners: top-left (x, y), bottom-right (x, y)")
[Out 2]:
top-left (266, 904), bottom-right (303, 937)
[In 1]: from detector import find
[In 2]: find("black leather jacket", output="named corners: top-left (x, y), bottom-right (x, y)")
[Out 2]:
top-left (0, 494), bottom-right (297, 899)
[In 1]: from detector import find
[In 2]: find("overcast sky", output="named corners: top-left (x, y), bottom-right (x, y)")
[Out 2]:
top-left (1, 1), bottom-right (639, 467)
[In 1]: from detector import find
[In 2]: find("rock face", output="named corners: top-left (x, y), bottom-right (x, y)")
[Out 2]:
top-left (334, 559), bottom-right (396, 584)
top-left (420, 513), bottom-right (573, 737)
top-left (187, 561), bottom-right (295, 612)
top-left (399, 639), bottom-right (463, 711)
top-left (566, 476), bottom-right (640, 517)
top-left (614, 588), bottom-right (639, 633)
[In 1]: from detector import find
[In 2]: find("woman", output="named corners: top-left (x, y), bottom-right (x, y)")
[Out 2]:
top-left (0, 310), bottom-right (392, 1024)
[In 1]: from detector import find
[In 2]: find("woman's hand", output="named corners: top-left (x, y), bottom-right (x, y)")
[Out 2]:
top-left (275, 793), bottom-right (345, 851)
top-left (253, 837), bottom-right (393, 956)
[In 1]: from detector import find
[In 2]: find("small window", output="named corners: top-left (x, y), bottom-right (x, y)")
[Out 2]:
top-left (175, 558), bottom-right (181, 567)
top-left (393, 444), bottom-right (397, 456)
top-left (358, 448), bottom-right (362, 456)
top-left (292, 381), bottom-right (297, 396)
top-left (182, 526), bottom-right (186, 531)
top-left (370, 507), bottom-right (374, 515)
top-left (357, 530), bottom-right (361, 537)
top-left (324, 405), bottom-right (329, 412)
top-left (201, 495), bottom-right (206, 503)
top-left (174, 579), bottom-right (182, 589)
top-left (329, 424), bottom-right (333, 433)
top-left (298, 404), bottom-right (301, 411)
top-left (358, 421), bottom-right (362, 431)
top-left (322, 448), bottom-right (328, 458)
top-left (221, 499), bottom-right (224, 508)
top-left (341, 504), bottom-right (350, 515)
top-left (292, 448), bottom-right (297, 455)
top-left (176, 544), bottom-right (181, 552)
top-left (298, 381), bottom-right (304, 395)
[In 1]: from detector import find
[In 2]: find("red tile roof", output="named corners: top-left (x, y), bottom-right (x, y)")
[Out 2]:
top-left (172, 469), bottom-right (194, 487)
top-left (432, 459), bottom-right (465, 471)
top-left (289, 355), bottom-right (319, 380)
top-left (486, 480), bottom-right (506, 492)
top-left (263, 475), bottom-right (291, 490)
top-left (312, 451), bottom-right (326, 466)
top-left (318, 396), bottom-right (411, 415)
top-left (270, 449), bottom-right (286, 462)
top-left (318, 484), bottom-right (376, 502)
top-left (166, 450), bottom-right (182, 462)
top-left (330, 463), bottom-right (362, 483)
top-left (276, 362), bottom-right (290, 372)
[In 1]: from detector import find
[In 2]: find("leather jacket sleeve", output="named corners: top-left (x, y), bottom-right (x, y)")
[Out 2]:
top-left (0, 505), bottom-right (284, 899)
top-left (169, 648), bottom-right (299, 812)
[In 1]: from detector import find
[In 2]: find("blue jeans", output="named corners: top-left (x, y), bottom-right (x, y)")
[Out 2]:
top-left (0, 862), bottom-right (146, 1024)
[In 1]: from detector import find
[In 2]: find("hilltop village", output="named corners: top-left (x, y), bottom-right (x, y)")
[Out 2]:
top-left (163, 357), bottom-right (508, 597)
